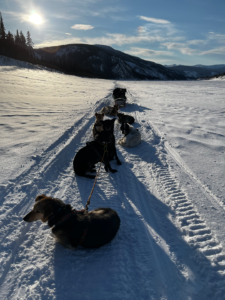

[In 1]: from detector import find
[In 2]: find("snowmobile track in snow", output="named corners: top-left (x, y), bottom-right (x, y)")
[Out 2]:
top-left (139, 116), bottom-right (225, 297)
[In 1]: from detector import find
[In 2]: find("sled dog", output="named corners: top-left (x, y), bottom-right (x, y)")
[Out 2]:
top-left (117, 112), bottom-right (134, 124)
top-left (118, 123), bottom-right (141, 148)
top-left (92, 112), bottom-right (104, 138)
top-left (23, 195), bottom-right (120, 249)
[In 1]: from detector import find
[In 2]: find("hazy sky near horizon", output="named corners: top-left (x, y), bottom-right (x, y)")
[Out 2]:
top-left (1, 0), bottom-right (225, 66)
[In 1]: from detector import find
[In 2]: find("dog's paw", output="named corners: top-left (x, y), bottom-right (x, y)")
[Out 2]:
top-left (117, 160), bottom-right (122, 165)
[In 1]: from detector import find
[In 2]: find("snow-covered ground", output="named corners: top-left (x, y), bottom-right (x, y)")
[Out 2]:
top-left (0, 56), bottom-right (225, 300)
top-left (210, 75), bottom-right (225, 81)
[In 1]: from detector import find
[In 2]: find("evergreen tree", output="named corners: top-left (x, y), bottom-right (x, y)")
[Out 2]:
top-left (19, 30), bottom-right (26, 46)
top-left (14, 30), bottom-right (20, 45)
top-left (26, 31), bottom-right (34, 49)
top-left (0, 12), bottom-right (6, 41)
top-left (6, 31), bottom-right (14, 45)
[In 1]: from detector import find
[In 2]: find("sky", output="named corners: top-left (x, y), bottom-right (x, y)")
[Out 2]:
top-left (1, 0), bottom-right (225, 66)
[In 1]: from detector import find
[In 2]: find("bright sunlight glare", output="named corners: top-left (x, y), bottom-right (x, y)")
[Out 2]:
top-left (29, 14), bottom-right (43, 25)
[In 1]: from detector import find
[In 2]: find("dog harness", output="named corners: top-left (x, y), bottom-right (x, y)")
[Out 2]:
top-left (48, 208), bottom-right (88, 245)
top-left (86, 142), bottom-right (108, 160)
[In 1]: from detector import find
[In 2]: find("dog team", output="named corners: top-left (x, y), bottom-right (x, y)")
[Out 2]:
top-left (23, 88), bottom-right (141, 249)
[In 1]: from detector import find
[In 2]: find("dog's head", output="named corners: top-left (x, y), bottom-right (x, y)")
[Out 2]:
top-left (95, 112), bottom-right (104, 122)
top-left (100, 118), bottom-right (116, 132)
top-left (113, 104), bottom-right (119, 111)
top-left (23, 195), bottom-right (65, 223)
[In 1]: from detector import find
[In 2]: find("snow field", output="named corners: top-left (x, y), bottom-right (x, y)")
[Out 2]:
top-left (0, 59), bottom-right (225, 299)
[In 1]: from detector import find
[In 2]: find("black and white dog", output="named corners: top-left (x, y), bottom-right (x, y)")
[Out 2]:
top-left (118, 123), bottom-right (141, 148)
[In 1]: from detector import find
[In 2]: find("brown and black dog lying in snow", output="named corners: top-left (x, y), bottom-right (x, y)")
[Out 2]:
top-left (23, 195), bottom-right (120, 249)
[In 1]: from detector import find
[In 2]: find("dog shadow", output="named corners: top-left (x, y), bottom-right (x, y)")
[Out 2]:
top-left (120, 103), bottom-right (152, 114)
top-left (51, 148), bottom-right (224, 299)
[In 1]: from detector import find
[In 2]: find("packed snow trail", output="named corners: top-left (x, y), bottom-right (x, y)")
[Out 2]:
top-left (1, 95), bottom-right (185, 300)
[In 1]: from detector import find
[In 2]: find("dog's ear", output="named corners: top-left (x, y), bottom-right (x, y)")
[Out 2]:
top-left (42, 204), bottom-right (54, 222)
top-left (35, 195), bottom-right (46, 202)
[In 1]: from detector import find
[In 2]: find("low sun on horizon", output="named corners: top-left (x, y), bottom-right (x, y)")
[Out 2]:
top-left (29, 13), bottom-right (43, 25)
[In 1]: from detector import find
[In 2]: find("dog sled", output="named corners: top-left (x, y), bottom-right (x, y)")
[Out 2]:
top-left (113, 88), bottom-right (127, 107)
top-left (115, 98), bottom-right (126, 107)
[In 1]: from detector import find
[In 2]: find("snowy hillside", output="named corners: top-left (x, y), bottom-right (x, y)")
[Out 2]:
top-left (0, 55), bottom-right (54, 71)
top-left (209, 74), bottom-right (225, 80)
top-left (1, 56), bottom-right (225, 299)
top-left (35, 44), bottom-right (185, 80)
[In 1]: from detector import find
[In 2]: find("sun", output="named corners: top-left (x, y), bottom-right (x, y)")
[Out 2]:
top-left (29, 14), bottom-right (43, 25)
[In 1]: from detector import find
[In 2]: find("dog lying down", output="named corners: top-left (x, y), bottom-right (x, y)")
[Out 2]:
top-left (23, 195), bottom-right (120, 249)
top-left (118, 123), bottom-right (141, 148)
top-left (117, 112), bottom-right (134, 124)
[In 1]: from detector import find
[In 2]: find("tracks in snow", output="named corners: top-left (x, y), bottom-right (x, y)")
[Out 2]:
top-left (0, 95), bottom-right (112, 295)
top-left (135, 111), bottom-right (225, 298)
top-left (1, 87), bottom-right (225, 299)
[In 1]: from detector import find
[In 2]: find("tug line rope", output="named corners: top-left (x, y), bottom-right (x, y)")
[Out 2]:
top-left (85, 145), bottom-right (107, 213)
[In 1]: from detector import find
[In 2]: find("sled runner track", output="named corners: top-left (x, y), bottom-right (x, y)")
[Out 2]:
top-left (0, 95), bottom-right (114, 290)
top-left (0, 93), bottom-right (112, 217)
top-left (0, 95), bottom-right (111, 219)
top-left (137, 116), bottom-right (225, 297)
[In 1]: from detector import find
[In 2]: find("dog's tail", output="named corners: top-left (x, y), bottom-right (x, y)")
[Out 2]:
top-left (117, 138), bottom-right (126, 147)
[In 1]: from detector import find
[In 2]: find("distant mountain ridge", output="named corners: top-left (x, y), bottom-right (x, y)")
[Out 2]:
top-left (35, 44), bottom-right (186, 80)
top-left (194, 64), bottom-right (225, 69)
top-left (165, 64), bottom-right (225, 79)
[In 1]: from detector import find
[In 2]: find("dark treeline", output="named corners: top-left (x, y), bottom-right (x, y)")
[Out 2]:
top-left (0, 12), bottom-right (94, 77)
top-left (0, 12), bottom-right (34, 61)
